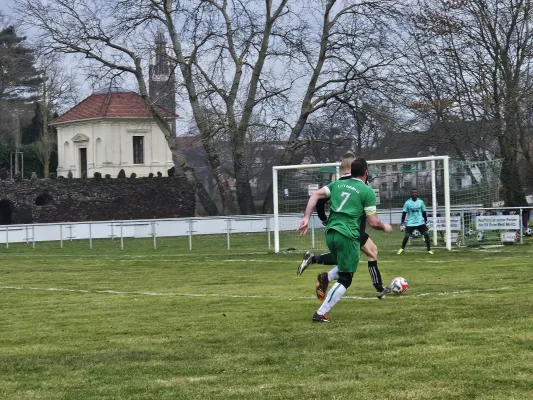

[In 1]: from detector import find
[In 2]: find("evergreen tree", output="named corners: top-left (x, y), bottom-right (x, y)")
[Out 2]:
top-left (0, 26), bottom-right (42, 102)
top-left (21, 103), bottom-right (41, 144)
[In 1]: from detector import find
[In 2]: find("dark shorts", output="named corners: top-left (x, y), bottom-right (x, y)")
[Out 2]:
top-left (406, 224), bottom-right (428, 235)
top-left (360, 232), bottom-right (370, 247)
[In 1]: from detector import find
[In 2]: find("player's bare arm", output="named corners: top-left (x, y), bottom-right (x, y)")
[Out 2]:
top-left (297, 188), bottom-right (328, 235)
top-left (367, 213), bottom-right (392, 234)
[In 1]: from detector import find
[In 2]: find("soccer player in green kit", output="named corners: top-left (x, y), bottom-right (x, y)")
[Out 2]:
top-left (298, 158), bottom-right (392, 322)
top-left (297, 153), bottom-right (391, 300)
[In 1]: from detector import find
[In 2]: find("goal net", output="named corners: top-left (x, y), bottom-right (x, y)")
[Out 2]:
top-left (273, 157), bottom-right (508, 253)
top-left (448, 159), bottom-right (515, 248)
top-left (273, 156), bottom-right (453, 253)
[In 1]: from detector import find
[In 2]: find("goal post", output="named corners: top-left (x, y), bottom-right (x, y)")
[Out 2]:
top-left (272, 156), bottom-right (452, 253)
top-left (273, 162), bottom-right (340, 254)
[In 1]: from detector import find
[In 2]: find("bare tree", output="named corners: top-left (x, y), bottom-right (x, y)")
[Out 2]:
top-left (38, 53), bottom-right (81, 113)
top-left (397, 5), bottom-right (495, 161)
top-left (18, 0), bottom-right (222, 215)
top-left (19, 0), bottom-right (306, 215)
top-left (401, 0), bottom-right (533, 206)
top-left (20, 0), bottom-right (400, 214)
top-left (36, 69), bottom-right (52, 177)
top-left (331, 94), bottom-right (399, 156)
top-left (33, 54), bottom-right (80, 177)
top-left (262, 0), bottom-right (401, 212)
top-left (149, 0), bottom-right (300, 214)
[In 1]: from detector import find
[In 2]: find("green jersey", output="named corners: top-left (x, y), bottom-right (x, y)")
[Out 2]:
top-left (323, 178), bottom-right (377, 241)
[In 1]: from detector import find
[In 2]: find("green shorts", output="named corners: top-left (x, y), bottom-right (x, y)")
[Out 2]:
top-left (325, 229), bottom-right (360, 273)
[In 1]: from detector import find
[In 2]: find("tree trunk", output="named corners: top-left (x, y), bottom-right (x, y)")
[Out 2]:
top-left (261, 2), bottom-right (333, 213)
top-left (499, 87), bottom-right (528, 206)
top-left (223, 2), bottom-right (289, 215)
top-left (192, 128), bottom-right (235, 215)
top-left (262, 184), bottom-right (274, 214)
top-left (162, 9), bottom-right (235, 215)
top-left (233, 135), bottom-right (256, 214)
top-left (499, 143), bottom-right (527, 207)
top-left (134, 70), bottom-right (219, 215)
top-left (171, 148), bottom-right (219, 216)
top-left (195, 179), bottom-right (219, 216)
top-left (203, 137), bottom-right (236, 214)
top-left (44, 161), bottom-right (50, 178)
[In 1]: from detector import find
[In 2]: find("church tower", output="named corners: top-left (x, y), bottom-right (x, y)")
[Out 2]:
top-left (149, 31), bottom-right (176, 135)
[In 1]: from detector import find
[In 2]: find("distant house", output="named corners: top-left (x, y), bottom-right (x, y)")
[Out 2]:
top-left (51, 88), bottom-right (175, 178)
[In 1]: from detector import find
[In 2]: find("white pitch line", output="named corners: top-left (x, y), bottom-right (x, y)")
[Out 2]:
top-left (117, 259), bottom-right (281, 263)
top-left (0, 285), bottom-right (511, 301)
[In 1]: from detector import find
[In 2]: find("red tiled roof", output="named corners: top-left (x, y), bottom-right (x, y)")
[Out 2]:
top-left (53, 91), bottom-right (176, 124)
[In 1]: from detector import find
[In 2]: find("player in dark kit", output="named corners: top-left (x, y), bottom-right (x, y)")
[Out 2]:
top-left (297, 153), bottom-right (391, 300)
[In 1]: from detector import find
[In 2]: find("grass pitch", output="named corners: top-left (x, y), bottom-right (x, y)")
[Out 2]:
top-left (1, 233), bottom-right (532, 399)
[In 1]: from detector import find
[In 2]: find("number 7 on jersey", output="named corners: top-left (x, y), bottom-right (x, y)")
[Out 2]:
top-left (336, 192), bottom-right (351, 212)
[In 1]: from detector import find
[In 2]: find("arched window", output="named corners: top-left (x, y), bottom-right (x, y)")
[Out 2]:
top-left (95, 138), bottom-right (102, 166)
top-left (63, 141), bottom-right (70, 168)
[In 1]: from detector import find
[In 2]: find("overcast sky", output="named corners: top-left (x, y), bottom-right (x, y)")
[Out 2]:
top-left (0, 0), bottom-right (350, 134)
top-left (0, 0), bottom-right (115, 115)
top-left (0, 0), bottom-right (325, 134)
top-left (0, 0), bottom-right (11, 15)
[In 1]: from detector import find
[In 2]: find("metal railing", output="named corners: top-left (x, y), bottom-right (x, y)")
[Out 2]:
top-left (0, 215), bottom-right (276, 250)
top-left (0, 206), bottom-right (531, 250)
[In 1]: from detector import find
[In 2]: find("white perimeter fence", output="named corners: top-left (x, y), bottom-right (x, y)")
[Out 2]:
top-left (0, 207), bottom-right (532, 250)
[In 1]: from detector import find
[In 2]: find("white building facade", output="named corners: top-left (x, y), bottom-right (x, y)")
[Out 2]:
top-left (53, 90), bottom-right (175, 178)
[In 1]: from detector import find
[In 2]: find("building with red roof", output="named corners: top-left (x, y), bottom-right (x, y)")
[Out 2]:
top-left (51, 88), bottom-right (176, 178)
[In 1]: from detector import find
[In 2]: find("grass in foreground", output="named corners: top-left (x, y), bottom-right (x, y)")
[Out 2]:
top-left (0, 233), bottom-right (533, 399)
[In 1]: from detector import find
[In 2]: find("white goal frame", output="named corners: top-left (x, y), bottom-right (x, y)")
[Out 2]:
top-left (272, 156), bottom-right (452, 252)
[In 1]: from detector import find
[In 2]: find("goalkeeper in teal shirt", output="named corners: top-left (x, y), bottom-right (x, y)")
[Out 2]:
top-left (397, 188), bottom-right (434, 255)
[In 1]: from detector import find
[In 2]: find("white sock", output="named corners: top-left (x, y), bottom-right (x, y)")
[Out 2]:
top-left (318, 282), bottom-right (346, 315)
top-left (328, 266), bottom-right (339, 282)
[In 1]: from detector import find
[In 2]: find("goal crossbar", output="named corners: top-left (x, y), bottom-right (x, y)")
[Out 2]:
top-left (272, 156), bottom-right (450, 171)
top-left (273, 155), bottom-right (452, 253)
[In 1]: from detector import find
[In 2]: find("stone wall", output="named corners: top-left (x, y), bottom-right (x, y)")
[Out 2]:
top-left (0, 176), bottom-right (195, 224)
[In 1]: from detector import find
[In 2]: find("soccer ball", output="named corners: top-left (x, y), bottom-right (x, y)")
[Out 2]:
top-left (411, 229), bottom-right (421, 238)
top-left (477, 231), bottom-right (485, 242)
top-left (524, 228), bottom-right (533, 237)
top-left (466, 229), bottom-right (475, 237)
top-left (390, 277), bottom-right (408, 295)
